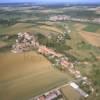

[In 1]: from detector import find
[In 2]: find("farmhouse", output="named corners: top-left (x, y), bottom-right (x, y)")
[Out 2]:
top-left (60, 59), bottom-right (70, 68)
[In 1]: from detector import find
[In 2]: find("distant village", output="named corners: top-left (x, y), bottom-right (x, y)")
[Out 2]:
top-left (49, 15), bottom-right (100, 24)
top-left (12, 32), bottom-right (94, 100)
top-left (11, 32), bottom-right (39, 53)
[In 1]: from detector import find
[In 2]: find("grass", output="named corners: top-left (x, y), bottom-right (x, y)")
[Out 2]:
top-left (83, 24), bottom-right (100, 33)
top-left (0, 23), bottom-right (35, 34)
top-left (0, 22), bottom-right (64, 35)
top-left (77, 41), bottom-right (100, 54)
top-left (0, 51), bottom-right (73, 100)
top-left (38, 25), bottom-right (63, 34)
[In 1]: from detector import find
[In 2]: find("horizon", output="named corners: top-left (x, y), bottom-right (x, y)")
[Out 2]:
top-left (0, 0), bottom-right (100, 4)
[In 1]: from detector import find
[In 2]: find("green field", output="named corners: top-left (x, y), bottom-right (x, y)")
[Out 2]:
top-left (83, 24), bottom-right (100, 33)
top-left (0, 51), bottom-right (73, 100)
top-left (0, 22), bottom-right (64, 35)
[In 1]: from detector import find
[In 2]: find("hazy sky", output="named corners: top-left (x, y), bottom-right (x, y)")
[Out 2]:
top-left (0, 0), bottom-right (100, 3)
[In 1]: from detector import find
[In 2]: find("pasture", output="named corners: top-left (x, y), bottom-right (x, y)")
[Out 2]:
top-left (0, 51), bottom-right (72, 100)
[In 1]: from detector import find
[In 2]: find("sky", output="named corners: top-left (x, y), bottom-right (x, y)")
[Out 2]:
top-left (0, 0), bottom-right (100, 3)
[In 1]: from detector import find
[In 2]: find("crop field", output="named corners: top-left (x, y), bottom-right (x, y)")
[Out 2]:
top-left (78, 31), bottom-right (100, 47)
top-left (0, 22), bottom-right (64, 35)
top-left (0, 51), bottom-right (73, 100)
top-left (74, 23), bottom-right (100, 47)
top-left (63, 21), bottom-right (100, 76)
top-left (64, 22), bottom-right (91, 58)
top-left (38, 25), bottom-right (63, 33)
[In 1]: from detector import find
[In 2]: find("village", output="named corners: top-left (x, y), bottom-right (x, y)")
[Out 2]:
top-left (11, 31), bottom-right (94, 100)
top-left (49, 15), bottom-right (100, 24)
top-left (11, 32), bottom-right (82, 78)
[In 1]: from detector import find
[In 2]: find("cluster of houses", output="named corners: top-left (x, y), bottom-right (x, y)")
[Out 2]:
top-left (49, 15), bottom-right (100, 24)
top-left (49, 15), bottom-right (70, 21)
top-left (11, 32), bottom-right (39, 53)
top-left (50, 15), bottom-right (90, 22)
top-left (38, 45), bottom-right (81, 78)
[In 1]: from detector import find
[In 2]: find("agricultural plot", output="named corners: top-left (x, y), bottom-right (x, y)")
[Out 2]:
top-left (0, 51), bottom-right (73, 100)
top-left (38, 25), bottom-right (63, 33)
top-left (0, 41), bottom-right (7, 48)
top-left (83, 24), bottom-right (100, 33)
top-left (78, 31), bottom-right (100, 47)
top-left (0, 23), bottom-right (38, 34)
top-left (60, 85), bottom-right (83, 100)
top-left (0, 21), bottom-right (64, 35)
top-left (74, 23), bottom-right (100, 47)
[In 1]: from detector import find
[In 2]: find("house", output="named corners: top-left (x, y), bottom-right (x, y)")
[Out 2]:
top-left (60, 59), bottom-right (70, 68)
top-left (38, 46), bottom-right (63, 58)
top-left (38, 46), bottom-right (54, 55)
top-left (35, 89), bottom-right (62, 100)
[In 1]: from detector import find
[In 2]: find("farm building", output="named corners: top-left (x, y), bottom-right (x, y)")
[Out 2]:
top-left (69, 82), bottom-right (89, 98)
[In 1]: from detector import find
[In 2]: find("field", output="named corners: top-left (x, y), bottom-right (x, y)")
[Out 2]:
top-left (0, 23), bottom-right (33, 34)
top-left (83, 24), bottom-right (100, 33)
top-left (0, 5), bottom-right (100, 100)
top-left (0, 22), bottom-right (64, 35)
top-left (0, 51), bottom-right (72, 100)
top-left (74, 23), bottom-right (100, 47)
